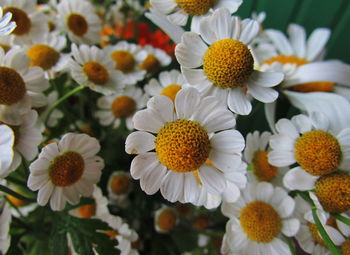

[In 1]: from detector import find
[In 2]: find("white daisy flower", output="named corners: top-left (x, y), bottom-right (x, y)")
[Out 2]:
top-left (69, 185), bottom-right (109, 219)
top-left (221, 182), bottom-right (300, 255)
top-left (144, 69), bottom-right (189, 102)
top-left (294, 194), bottom-right (345, 255)
top-left (24, 32), bottom-right (67, 72)
top-left (69, 44), bottom-right (125, 95)
top-left (104, 41), bottom-right (146, 86)
top-left (107, 171), bottom-right (133, 203)
top-left (0, 125), bottom-right (14, 178)
top-left (154, 205), bottom-right (178, 233)
top-left (0, 200), bottom-right (11, 254)
top-left (244, 130), bottom-right (287, 184)
top-left (27, 133), bottom-right (104, 211)
top-left (175, 8), bottom-right (284, 115)
top-left (150, 0), bottom-right (242, 26)
top-left (125, 87), bottom-right (245, 207)
top-left (1, 0), bottom-right (48, 45)
top-left (0, 47), bottom-right (49, 125)
top-left (5, 110), bottom-right (42, 176)
top-left (0, 7), bottom-right (16, 36)
top-left (268, 113), bottom-right (350, 192)
top-left (136, 45), bottom-right (171, 75)
top-left (57, 0), bottom-right (101, 45)
top-left (95, 86), bottom-right (148, 130)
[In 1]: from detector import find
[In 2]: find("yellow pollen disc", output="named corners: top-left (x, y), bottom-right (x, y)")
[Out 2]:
top-left (27, 44), bottom-right (60, 70)
top-left (110, 174), bottom-right (130, 194)
top-left (83, 61), bottom-right (109, 85)
top-left (140, 54), bottom-right (161, 74)
top-left (0, 44), bottom-right (11, 53)
top-left (308, 222), bottom-right (326, 246)
top-left (252, 150), bottom-right (279, 182)
top-left (294, 130), bottom-right (342, 176)
top-left (288, 81), bottom-right (334, 93)
top-left (111, 95), bottom-right (136, 118)
top-left (49, 151), bottom-right (85, 187)
top-left (341, 238), bottom-right (350, 255)
top-left (160, 84), bottom-right (182, 102)
top-left (77, 203), bottom-right (96, 218)
top-left (0, 66), bottom-right (26, 105)
top-left (176, 0), bottom-right (216, 15)
top-left (67, 13), bottom-right (88, 36)
top-left (263, 54), bottom-right (308, 66)
top-left (203, 39), bottom-right (254, 89)
top-left (4, 7), bottom-right (31, 36)
top-left (315, 172), bottom-right (350, 213)
top-left (155, 119), bottom-right (211, 172)
top-left (110, 50), bottom-right (136, 73)
top-left (240, 200), bottom-right (281, 243)
top-left (157, 209), bottom-right (177, 231)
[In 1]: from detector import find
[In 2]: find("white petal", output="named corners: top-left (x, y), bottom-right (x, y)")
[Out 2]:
top-left (247, 83), bottom-right (279, 103)
top-left (265, 29), bottom-right (294, 55)
top-left (147, 95), bottom-right (175, 123)
top-left (50, 187), bottom-right (66, 211)
top-left (140, 163), bottom-right (167, 195)
top-left (276, 196), bottom-right (295, 218)
top-left (167, 10), bottom-right (188, 26)
top-left (255, 182), bottom-right (274, 202)
top-left (183, 172), bottom-right (200, 203)
top-left (264, 102), bottom-right (277, 134)
top-left (288, 24), bottom-right (306, 58)
top-left (306, 28), bottom-right (331, 61)
top-left (239, 19), bottom-right (259, 44)
top-left (181, 67), bottom-right (211, 86)
top-left (209, 150), bottom-right (242, 173)
top-left (210, 130), bottom-right (245, 153)
top-left (130, 152), bottom-right (160, 180)
top-left (37, 182), bottom-right (54, 206)
top-left (175, 87), bottom-right (200, 119)
top-left (268, 150), bottom-right (295, 167)
top-left (227, 88), bottom-right (252, 115)
top-left (160, 171), bottom-right (184, 202)
top-left (125, 131), bottom-right (155, 154)
top-left (198, 165), bottom-right (226, 195)
top-left (283, 167), bottom-right (318, 191)
top-left (133, 109), bottom-right (165, 133)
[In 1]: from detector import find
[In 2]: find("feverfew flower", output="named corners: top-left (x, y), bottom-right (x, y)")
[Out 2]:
top-left (154, 205), bottom-right (178, 233)
top-left (126, 87), bottom-right (245, 207)
top-left (28, 133), bottom-right (104, 211)
top-left (175, 8), bottom-right (284, 115)
top-left (137, 45), bottom-right (171, 75)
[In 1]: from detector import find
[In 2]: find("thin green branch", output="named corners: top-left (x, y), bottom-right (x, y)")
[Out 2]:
top-left (331, 213), bottom-right (350, 226)
top-left (0, 184), bottom-right (36, 203)
top-left (284, 236), bottom-right (296, 255)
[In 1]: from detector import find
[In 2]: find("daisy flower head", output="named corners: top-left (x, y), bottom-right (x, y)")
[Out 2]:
top-left (69, 185), bottom-right (109, 219)
top-left (294, 194), bottom-right (345, 255)
top-left (125, 87), bottom-right (245, 206)
top-left (27, 133), bottom-right (104, 211)
top-left (0, 47), bottom-right (49, 125)
top-left (244, 130), bottom-right (287, 184)
top-left (0, 125), bottom-right (14, 178)
top-left (0, 6), bottom-right (16, 36)
top-left (107, 171), bottom-right (133, 202)
top-left (1, 0), bottom-right (48, 45)
top-left (137, 45), bottom-right (171, 75)
top-left (175, 8), bottom-right (284, 115)
top-left (0, 199), bottom-right (11, 254)
top-left (221, 182), bottom-right (300, 255)
top-left (95, 86), bottom-right (149, 130)
top-left (154, 205), bottom-right (178, 233)
top-left (104, 41), bottom-right (146, 86)
top-left (69, 44), bottom-right (125, 95)
top-left (150, 0), bottom-right (242, 26)
top-left (144, 69), bottom-right (189, 102)
top-left (57, 0), bottom-right (101, 45)
top-left (268, 112), bottom-right (350, 194)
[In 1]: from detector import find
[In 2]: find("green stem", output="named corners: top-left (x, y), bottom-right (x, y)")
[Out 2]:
top-left (284, 236), bottom-right (296, 255)
top-left (0, 184), bottom-right (36, 203)
top-left (5, 176), bottom-right (27, 187)
top-left (331, 213), bottom-right (350, 226)
top-left (311, 207), bottom-right (342, 255)
top-left (44, 85), bottom-right (85, 125)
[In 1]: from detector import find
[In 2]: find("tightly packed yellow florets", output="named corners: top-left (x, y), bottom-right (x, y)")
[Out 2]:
top-left (83, 61), bottom-right (109, 85)
top-left (0, 66), bottom-right (26, 105)
top-left (252, 150), bottom-right (279, 182)
top-left (176, 0), bottom-right (216, 15)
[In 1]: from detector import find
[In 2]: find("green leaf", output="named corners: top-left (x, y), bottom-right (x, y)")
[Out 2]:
top-left (331, 213), bottom-right (350, 226)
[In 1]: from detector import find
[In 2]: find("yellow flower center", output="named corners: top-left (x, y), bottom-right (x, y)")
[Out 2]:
top-left (4, 7), bottom-right (31, 36)
top-left (0, 66), bottom-right (26, 105)
top-left (341, 238), bottom-right (350, 255)
top-left (263, 54), bottom-right (308, 66)
top-left (315, 172), bottom-right (350, 213)
top-left (27, 44), bottom-right (60, 70)
top-left (240, 200), bottom-right (281, 243)
top-left (0, 44), bottom-right (11, 53)
top-left (294, 130), bottom-right (342, 176)
top-left (140, 54), bottom-right (161, 74)
top-left (176, 0), bottom-right (216, 15)
top-left (203, 39), bottom-right (254, 89)
top-left (155, 119), bottom-right (210, 172)
top-left (110, 50), bottom-right (136, 73)
top-left (160, 84), bottom-right (182, 102)
top-left (157, 208), bottom-right (177, 232)
top-left (252, 150), bottom-right (279, 182)
top-left (110, 174), bottom-right (130, 195)
top-left (83, 61), bottom-right (109, 85)
top-left (49, 151), bottom-right (85, 187)
top-left (67, 13), bottom-right (88, 36)
top-left (77, 203), bottom-right (96, 218)
top-left (111, 95), bottom-right (136, 118)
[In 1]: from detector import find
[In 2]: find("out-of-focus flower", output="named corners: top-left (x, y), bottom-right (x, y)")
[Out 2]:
top-left (28, 133), bottom-right (104, 211)
top-left (0, 7), bottom-right (16, 36)
top-left (154, 205), bottom-right (178, 233)
top-left (137, 45), bottom-right (171, 75)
